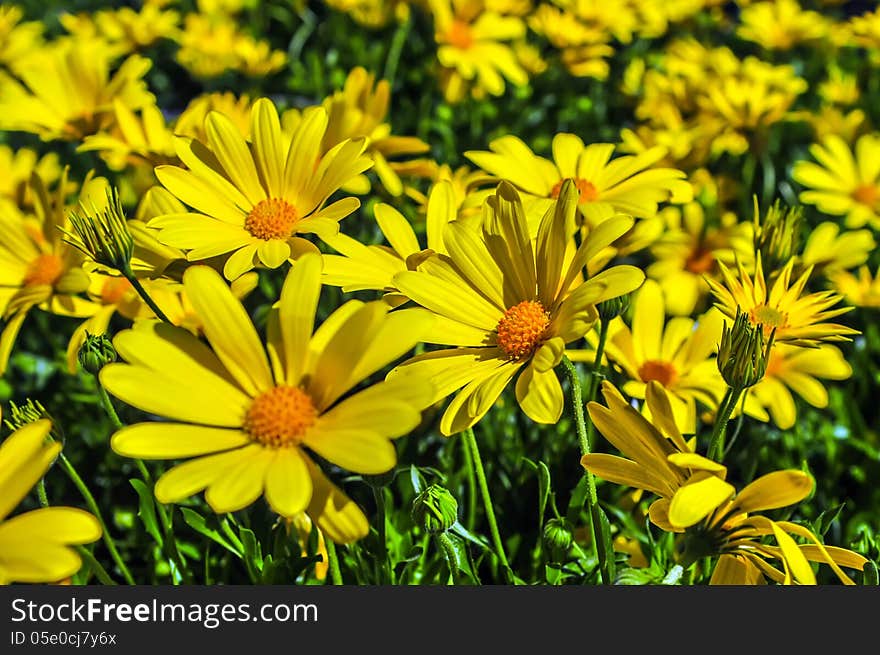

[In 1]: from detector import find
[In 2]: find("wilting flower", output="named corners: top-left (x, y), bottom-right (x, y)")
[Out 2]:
top-left (101, 255), bottom-right (433, 543)
top-left (150, 99), bottom-right (373, 280)
top-left (389, 180), bottom-right (644, 434)
top-left (0, 418), bottom-right (102, 584)
top-left (706, 253), bottom-right (859, 348)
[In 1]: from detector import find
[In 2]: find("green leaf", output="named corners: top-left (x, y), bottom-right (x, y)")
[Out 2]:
top-left (129, 479), bottom-right (163, 546)
top-left (240, 527), bottom-right (264, 576)
top-left (179, 508), bottom-right (241, 556)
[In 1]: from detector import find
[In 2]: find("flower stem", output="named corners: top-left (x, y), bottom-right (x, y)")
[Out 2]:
top-left (76, 546), bottom-right (117, 585)
top-left (462, 427), bottom-right (514, 582)
top-left (560, 354), bottom-right (611, 584)
top-left (325, 539), bottom-right (343, 585)
top-left (707, 386), bottom-right (742, 461)
top-left (372, 485), bottom-right (394, 584)
top-left (585, 319), bottom-right (610, 451)
top-left (461, 431), bottom-right (477, 531)
top-left (58, 453), bottom-right (135, 585)
top-left (124, 271), bottom-right (173, 324)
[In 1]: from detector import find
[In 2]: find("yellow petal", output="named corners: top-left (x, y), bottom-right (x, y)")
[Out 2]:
top-left (204, 446), bottom-right (274, 514)
top-left (668, 475), bottom-right (735, 528)
top-left (0, 420), bottom-right (60, 522)
top-left (111, 423), bottom-right (251, 460)
top-left (251, 98), bottom-right (285, 198)
top-left (0, 507), bottom-right (101, 544)
top-left (154, 446), bottom-right (258, 504)
top-left (771, 522), bottom-right (817, 585)
top-left (730, 470), bottom-right (814, 515)
top-left (279, 253), bottom-right (322, 385)
top-left (264, 448), bottom-right (312, 518)
top-left (303, 428), bottom-right (397, 475)
top-left (374, 203), bottom-right (420, 257)
top-left (306, 459), bottom-right (368, 544)
top-left (206, 110), bottom-right (265, 206)
top-left (515, 363), bottom-right (563, 424)
top-left (257, 239), bottom-right (291, 268)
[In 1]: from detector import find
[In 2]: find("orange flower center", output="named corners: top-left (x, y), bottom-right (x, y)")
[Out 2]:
top-left (243, 385), bottom-right (317, 448)
top-left (852, 184), bottom-right (879, 208)
top-left (24, 254), bottom-right (64, 287)
top-left (551, 177), bottom-right (599, 203)
top-left (100, 277), bottom-right (133, 305)
top-left (685, 247), bottom-right (716, 274)
top-left (495, 300), bottom-right (550, 360)
top-left (446, 20), bottom-right (474, 49)
top-left (638, 360), bottom-right (679, 387)
top-left (750, 304), bottom-right (787, 335)
top-left (244, 198), bottom-right (299, 241)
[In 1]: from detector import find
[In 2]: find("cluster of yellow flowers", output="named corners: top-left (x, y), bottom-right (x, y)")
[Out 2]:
top-left (0, 0), bottom-right (876, 586)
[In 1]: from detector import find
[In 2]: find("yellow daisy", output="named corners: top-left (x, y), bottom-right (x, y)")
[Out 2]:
top-left (0, 5), bottom-right (44, 72)
top-left (0, 172), bottom-right (101, 375)
top-left (428, 0), bottom-right (529, 103)
top-left (59, 3), bottom-right (181, 57)
top-left (792, 132), bottom-right (880, 229)
top-left (736, 0), bottom-right (830, 51)
top-left (741, 343), bottom-right (852, 430)
top-left (465, 132), bottom-right (692, 228)
top-left (705, 253), bottom-right (860, 347)
top-left (0, 144), bottom-right (64, 209)
top-left (150, 99), bottom-right (373, 281)
top-left (0, 418), bottom-right (102, 584)
top-left (101, 255), bottom-right (433, 543)
top-left (388, 180), bottom-right (644, 435)
top-left (799, 222), bottom-right (875, 276)
top-left (830, 265), bottom-right (880, 308)
top-left (596, 278), bottom-right (726, 433)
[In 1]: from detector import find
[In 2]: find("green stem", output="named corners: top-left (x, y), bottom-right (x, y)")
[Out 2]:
top-left (437, 533), bottom-right (459, 585)
top-left (707, 387), bottom-right (742, 461)
top-left (76, 546), bottom-right (117, 585)
top-left (326, 539), bottom-right (343, 585)
top-left (124, 271), bottom-right (173, 324)
top-left (462, 427), bottom-right (513, 582)
top-left (37, 479), bottom-right (49, 508)
top-left (383, 13), bottom-right (410, 89)
top-left (58, 453), bottom-right (135, 585)
top-left (585, 320), bottom-right (610, 451)
top-left (461, 430), bottom-right (477, 531)
top-left (372, 485), bottom-right (393, 584)
top-left (95, 374), bottom-right (190, 584)
top-left (560, 354), bottom-right (610, 584)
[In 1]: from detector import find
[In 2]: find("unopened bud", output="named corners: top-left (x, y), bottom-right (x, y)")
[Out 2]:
top-left (717, 307), bottom-right (774, 389)
top-left (78, 332), bottom-right (117, 375)
top-left (62, 186), bottom-right (134, 274)
top-left (542, 517), bottom-right (574, 562)
top-left (598, 294), bottom-right (630, 322)
top-left (4, 399), bottom-right (63, 441)
top-left (411, 484), bottom-right (458, 534)
top-left (753, 197), bottom-right (802, 274)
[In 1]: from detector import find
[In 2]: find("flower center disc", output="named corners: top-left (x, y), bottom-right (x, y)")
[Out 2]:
top-left (638, 360), bottom-right (679, 387)
top-left (496, 300), bottom-right (550, 360)
top-left (685, 247), bottom-right (716, 274)
top-left (852, 184), bottom-right (879, 208)
top-left (101, 277), bottom-right (133, 305)
top-left (244, 198), bottom-right (299, 241)
top-left (24, 254), bottom-right (64, 287)
top-left (446, 20), bottom-right (474, 49)
top-left (551, 177), bottom-right (599, 203)
top-left (750, 304), bottom-right (787, 333)
top-left (244, 385), bottom-right (317, 448)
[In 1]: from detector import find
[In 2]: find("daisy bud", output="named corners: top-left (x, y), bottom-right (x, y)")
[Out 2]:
top-left (78, 332), bottom-right (118, 375)
top-left (62, 186), bottom-right (134, 275)
top-left (717, 307), bottom-right (774, 389)
top-left (411, 484), bottom-right (458, 534)
top-left (598, 294), bottom-right (630, 322)
top-left (752, 197), bottom-right (803, 274)
top-left (4, 399), bottom-right (64, 442)
top-left (542, 517), bottom-right (574, 563)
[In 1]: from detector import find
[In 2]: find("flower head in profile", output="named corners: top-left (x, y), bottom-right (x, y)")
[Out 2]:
top-left (150, 99), bottom-right (373, 280)
top-left (792, 132), bottom-right (880, 230)
top-left (706, 253), bottom-right (860, 348)
top-left (0, 418), bottom-right (102, 584)
top-left (101, 254), bottom-right (433, 544)
top-left (830, 265), bottom-right (880, 308)
top-left (389, 180), bottom-right (644, 435)
top-left (465, 133), bottom-right (692, 228)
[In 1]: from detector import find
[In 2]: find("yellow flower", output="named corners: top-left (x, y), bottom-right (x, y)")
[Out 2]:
top-left (741, 343), bottom-right (852, 430)
top-left (324, 0), bottom-right (409, 29)
top-left (706, 253), bottom-right (859, 348)
top-left (829, 265), bottom-right (880, 308)
top-left (0, 40), bottom-right (154, 141)
top-left (736, 0), bottom-right (830, 51)
top-left (0, 145), bottom-right (64, 209)
top-left (174, 92), bottom-right (255, 144)
top-left (321, 180), bottom-right (458, 304)
top-left (792, 132), bottom-right (880, 230)
top-left (321, 66), bottom-right (430, 197)
top-left (0, 171), bottom-right (101, 375)
top-left (466, 133), bottom-right (692, 228)
top-left (428, 0), bottom-right (529, 103)
top-left (647, 203), bottom-right (753, 316)
top-left (0, 419), bottom-right (102, 584)
top-left (150, 99), bottom-right (373, 280)
top-left (388, 181), bottom-right (644, 434)
top-left (799, 222), bottom-right (875, 276)
top-left (0, 5), bottom-right (44, 72)
top-left (101, 255), bottom-right (433, 542)
top-left (596, 278), bottom-right (726, 433)
top-left (59, 3), bottom-right (181, 57)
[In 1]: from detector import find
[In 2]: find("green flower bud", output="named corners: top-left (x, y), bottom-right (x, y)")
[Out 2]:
top-left (62, 186), bottom-right (134, 275)
top-left (752, 197), bottom-right (802, 274)
top-left (717, 307), bottom-right (774, 389)
top-left (411, 484), bottom-right (458, 534)
top-left (598, 294), bottom-right (630, 322)
top-left (4, 399), bottom-right (63, 441)
top-left (542, 517), bottom-right (574, 562)
top-left (78, 332), bottom-right (117, 375)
